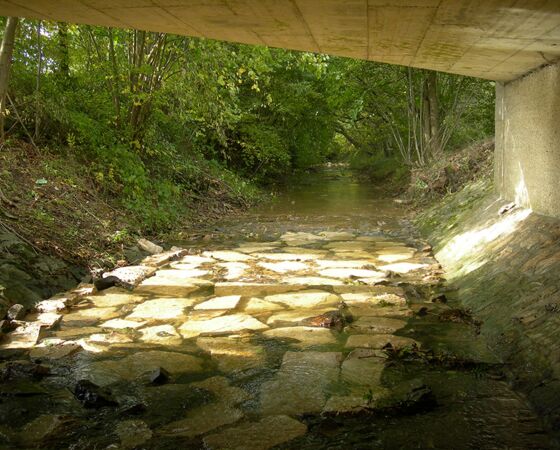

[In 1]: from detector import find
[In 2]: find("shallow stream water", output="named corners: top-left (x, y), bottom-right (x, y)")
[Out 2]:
top-left (0, 166), bottom-right (552, 449)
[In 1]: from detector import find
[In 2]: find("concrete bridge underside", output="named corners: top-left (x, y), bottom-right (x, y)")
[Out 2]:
top-left (1, 1), bottom-right (560, 216)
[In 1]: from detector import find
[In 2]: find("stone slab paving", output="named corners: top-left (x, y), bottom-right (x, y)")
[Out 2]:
top-left (1, 226), bottom-right (546, 449)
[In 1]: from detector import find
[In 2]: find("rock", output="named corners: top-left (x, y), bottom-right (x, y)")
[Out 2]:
top-left (214, 282), bottom-right (306, 297)
top-left (0, 321), bottom-right (41, 349)
top-left (258, 261), bottom-right (308, 273)
top-left (19, 415), bottom-right (76, 445)
top-left (194, 295), bottom-right (241, 310)
top-left (6, 304), bottom-right (26, 320)
top-left (159, 403), bottom-right (243, 438)
top-left (319, 268), bottom-right (386, 279)
top-left (159, 376), bottom-right (249, 437)
top-left (260, 352), bottom-right (342, 416)
top-left (340, 348), bottom-right (385, 386)
top-left (77, 351), bottom-right (204, 387)
top-left (316, 259), bottom-right (372, 269)
top-left (262, 327), bottom-right (336, 348)
top-left (378, 262), bottom-right (428, 273)
top-left (100, 318), bottom-right (147, 329)
top-left (345, 334), bottom-right (417, 350)
top-left (282, 276), bottom-right (345, 286)
top-left (179, 313), bottom-right (268, 338)
top-left (137, 238), bottom-right (163, 255)
top-left (0, 319), bottom-right (17, 333)
top-left (266, 308), bottom-right (337, 326)
top-left (30, 342), bottom-right (81, 360)
top-left (116, 420), bottom-right (153, 449)
top-left (254, 252), bottom-right (318, 261)
top-left (73, 379), bottom-right (118, 408)
top-left (34, 312), bottom-right (62, 329)
top-left (264, 290), bottom-right (340, 309)
top-left (320, 231), bottom-right (356, 241)
top-left (217, 262), bottom-right (249, 280)
top-left (178, 254), bottom-right (215, 265)
top-left (134, 272), bottom-right (204, 297)
top-left (35, 297), bottom-right (69, 313)
top-left (196, 337), bottom-right (265, 373)
top-left (303, 308), bottom-right (350, 329)
top-left (127, 297), bottom-right (196, 320)
top-left (139, 325), bottom-right (182, 346)
top-left (244, 298), bottom-right (284, 313)
top-left (102, 265), bottom-right (157, 289)
top-left (142, 248), bottom-right (188, 267)
top-left (137, 367), bottom-right (170, 385)
top-left (0, 360), bottom-right (50, 381)
top-left (374, 378), bottom-right (436, 414)
top-left (431, 293), bottom-right (448, 303)
top-left (203, 415), bottom-right (307, 450)
top-left (202, 250), bottom-right (253, 262)
top-left (88, 288), bottom-right (145, 307)
top-left (94, 275), bottom-right (121, 291)
top-left (345, 316), bottom-right (407, 334)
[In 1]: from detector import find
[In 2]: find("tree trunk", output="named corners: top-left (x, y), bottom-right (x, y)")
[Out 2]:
top-left (0, 17), bottom-right (19, 142)
top-left (422, 71), bottom-right (440, 160)
top-left (35, 21), bottom-right (42, 140)
top-left (57, 22), bottom-right (70, 80)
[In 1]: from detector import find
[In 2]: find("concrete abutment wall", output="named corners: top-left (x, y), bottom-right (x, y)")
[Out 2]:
top-left (495, 62), bottom-right (560, 217)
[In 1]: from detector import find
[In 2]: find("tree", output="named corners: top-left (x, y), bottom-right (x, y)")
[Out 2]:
top-left (0, 17), bottom-right (19, 142)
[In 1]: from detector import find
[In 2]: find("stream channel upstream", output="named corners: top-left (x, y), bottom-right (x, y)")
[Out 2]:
top-left (0, 165), bottom-right (553, 449)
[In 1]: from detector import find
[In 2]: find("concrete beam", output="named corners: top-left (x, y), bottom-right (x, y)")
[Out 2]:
top-left (495, 61), bottom-right (560, 217)
top-left (0, 1), bottom-right (559, 82)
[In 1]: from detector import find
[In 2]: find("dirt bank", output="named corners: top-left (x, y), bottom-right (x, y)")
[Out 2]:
top-left (0, 142), bottom-right (253, 316)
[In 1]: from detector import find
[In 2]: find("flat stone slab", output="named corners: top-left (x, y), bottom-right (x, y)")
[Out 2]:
top-left (140, 325), bottom-right (182, 346)
top-left (78, 350), bottom-right (204, 386)
top-left (202, 250), bottom-right (253, 262)
top-left (103, 265), bottom-right (157, 288)
top-left (159, 402), bottom-right (243, 438)
top-left (203, 415), bottom-right (307, 450)
top-left (244, 298), bottom-right (285, 313)
top-left (116, 420), bottom-right (153, 449)
top-left (159, 376), bottom-right (250, 438)
top-left (320, 231), bottom-right (356, 241)
top-left (340, 348), bottom-right (385, 386)
top-left (87, 288), bottom-right (146, 307)
top-left (262, 326), bottom-right (337, 348)
top-left (100, 318), bottom-right (147, 329)
top-left (127, 298), bottom-right (197, 320)
top-left (264, 290), bottom-right (340, 309)
top-left (178, 255), bottom-right (215, 265)
top-left (62, 307), bottom-right (119, 325)
top-left (282, 276), bottom-right (344, 286)
top-left (324, 241), bottom-right (373, 251)
top-left (0, 322), bottom-right (41, 349)
top-left (346, 317), bottom-right (407, 334)
top-left (194, 295), bottom-right (241, 310)
top-left (345, 334), bottom-right (417, 349)
top-left (253, 252), bottom-right (319, 261)
top-left (348, 304), bottom-right (413, 318)
top-left (179, 313), bottom-right (268, 338)
top-left (318, 268), bottom-right (386, 279)
top-left (260, 351), bottom-right (342, 416)
top-left (217, 262), bottom-right (249, 280)
top-left (29, 342), bottom-right (81, 360)
top-left (214, 282), bottom-right (306, 297)
top-left (378, 262), bottom-right (428, 273)
top-left (316, 259), bottom-right (372, 269)
top-left (196, 337), bottom-right (265, 373)
top-left (134, 275), bottom-right (202, 297)
top-left (266, 308), bottom-right (337, 326)
top-left (258, 261), bottom-right (308, 273)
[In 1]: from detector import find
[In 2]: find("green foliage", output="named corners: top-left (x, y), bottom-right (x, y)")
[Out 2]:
top-left (2, 17), bottom-right (495, 231)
